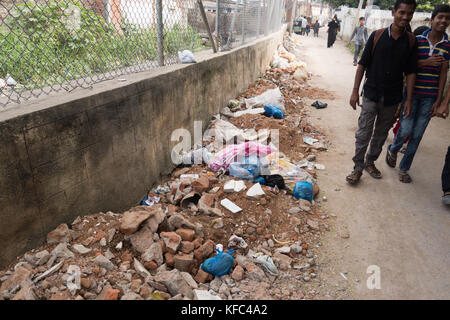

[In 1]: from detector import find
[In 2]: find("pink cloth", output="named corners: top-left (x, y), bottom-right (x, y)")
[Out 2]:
top-left (209, 141), bottom-right (274, 172)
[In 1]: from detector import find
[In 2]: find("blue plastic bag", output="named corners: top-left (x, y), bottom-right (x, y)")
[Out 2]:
top-left (263, 105), bottom-right (285, 119)
top-left (254, 176), bottom-right (266, 185)
top-left (228, 155), bottom-right (261, 181)
top-left (293, 181), bottom-right (314, 200)
top-left (201, 249), bottom-right (235, 277)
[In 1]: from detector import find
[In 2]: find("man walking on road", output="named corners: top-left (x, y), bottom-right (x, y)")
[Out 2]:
top-left (350, 17), bottom-right (369, 66)
top-left (385, 4), bottom-right (450, 183)
top-left (346, 0), bottom-right (418, 185)
top-left (313, 20), bottom-right (320, 37)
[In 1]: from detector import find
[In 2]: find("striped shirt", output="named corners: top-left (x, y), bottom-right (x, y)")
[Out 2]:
top-left (414, 29), bottom-right (450, 96)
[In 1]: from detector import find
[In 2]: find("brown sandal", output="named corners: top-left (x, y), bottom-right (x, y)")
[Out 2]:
top-left (365, 163), bottom-right (382, 179)
top-left (346, 170), bottom-right (362, 185)
top-left (399, 171), bottom-right (412, 183)
top-left (385, 144), bottom-right (397, 168)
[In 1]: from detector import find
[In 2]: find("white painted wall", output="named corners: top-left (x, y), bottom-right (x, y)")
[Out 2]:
top-left (121, 0), bottom-right (192, 28)
top-left (335, 6), bottom-right (438, 41)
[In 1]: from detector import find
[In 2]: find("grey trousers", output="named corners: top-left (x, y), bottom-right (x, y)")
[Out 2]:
top-left (352, 97), bottom-right (398, 171)
top-left (354, 43), bottom-right (362, 63)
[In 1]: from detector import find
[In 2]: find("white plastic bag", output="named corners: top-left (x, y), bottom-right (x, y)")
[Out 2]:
top-left (244, 87), bottom-right (285, 111)
top-left (178, 50), bottom-right (196, 63)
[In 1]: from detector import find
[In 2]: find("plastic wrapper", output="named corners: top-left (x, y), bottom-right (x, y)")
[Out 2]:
top-left (244, 87), bottom-right (285, 112)
top-left (266, 152), bottom-right (316, 193)
top-left (208, 141), bottom-right (274, 173)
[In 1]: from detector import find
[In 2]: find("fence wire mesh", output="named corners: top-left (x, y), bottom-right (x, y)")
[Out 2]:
top-left (0, 0), bottom-right (285, 107)
top-left (215, 0), bottom-right (285, 51)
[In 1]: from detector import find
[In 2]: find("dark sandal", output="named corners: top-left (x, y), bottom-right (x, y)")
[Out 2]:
top-left (346, 170), bottom-right (362, 185)
top-left (365, 164), bottom-right (382, 179)
top-left (399, 171), bottom-right (412, 183)
top-left (385, 144), bottom-right (397, 168)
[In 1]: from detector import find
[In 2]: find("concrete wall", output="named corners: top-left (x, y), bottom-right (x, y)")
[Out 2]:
top-left (0, 29), bottom-right (284, 268)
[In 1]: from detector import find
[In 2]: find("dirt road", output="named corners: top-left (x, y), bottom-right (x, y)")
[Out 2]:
top-left (295, 33), bottom-right (450, 299)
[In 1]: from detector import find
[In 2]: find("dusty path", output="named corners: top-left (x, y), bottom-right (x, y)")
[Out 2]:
top-left (295, 33), bottom-right (450, 299)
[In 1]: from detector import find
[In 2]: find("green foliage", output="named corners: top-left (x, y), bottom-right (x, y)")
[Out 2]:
top-left (0, 0), bottom-right (206, 89)
top-left (326, 0), bottom-right (447, 11)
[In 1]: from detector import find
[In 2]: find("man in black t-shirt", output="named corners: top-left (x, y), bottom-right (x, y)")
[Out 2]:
top-left (346, 0), bottom-right (418, 185)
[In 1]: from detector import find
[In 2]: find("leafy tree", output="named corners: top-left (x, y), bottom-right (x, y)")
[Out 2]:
top-left (326, 0), bottom-right (448, 11)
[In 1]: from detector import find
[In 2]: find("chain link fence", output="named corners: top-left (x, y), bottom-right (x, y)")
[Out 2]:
top-left (0, 0), bottom-right (285, 107)
top-left (215, 0), bottom-right (285, 51)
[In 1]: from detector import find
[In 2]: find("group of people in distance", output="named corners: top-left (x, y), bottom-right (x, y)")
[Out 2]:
top-left (296, 16), bottom-right (321, 38)
top-left (345, 0), bottom-right (450, 205)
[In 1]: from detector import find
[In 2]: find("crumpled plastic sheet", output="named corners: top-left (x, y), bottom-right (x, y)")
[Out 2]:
top-left (208, 141), bottom-right (275, 173)
top-left (267, 152), bottom-right (316, 192)
top-left (244, 87), bottom-right (286, 112)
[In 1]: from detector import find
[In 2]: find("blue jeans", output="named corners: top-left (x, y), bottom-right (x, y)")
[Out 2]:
top-left (389, 94), bottom-right (436, 171)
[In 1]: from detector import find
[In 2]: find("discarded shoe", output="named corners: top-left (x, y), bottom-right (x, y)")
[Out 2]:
top-left (311, 101), bottom-right (327, 109)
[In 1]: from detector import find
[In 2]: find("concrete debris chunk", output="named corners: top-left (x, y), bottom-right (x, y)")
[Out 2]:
top-left (246, 183), bottom-right (265, 199)
top-left (220, 199), bottom-right (242, 214)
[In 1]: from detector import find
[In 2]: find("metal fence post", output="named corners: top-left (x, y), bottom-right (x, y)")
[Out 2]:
top-left (156, 0), bottom-right (164, 67)
top-left (216, 0), bottom-right (220, 39)
top-left (256, 0), bottom-right (261, 37)
top-left (197, 0), bottom-right (217, 53)
top-left (242, 0), bottom-right (247, 44)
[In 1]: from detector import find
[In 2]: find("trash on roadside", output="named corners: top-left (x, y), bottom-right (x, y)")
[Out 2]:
top-left (180, 174), bottom-right (200, 180)
top-left (246, 183), bottom-right (265, 199)
top-left (228, 235), bottom-right (248, 249)
top-left (303, 137), bottom-right (319, 145)
top-left (248, 251), bottom-right (279, 276)
top-left (261, 174), bottom-right (285, 189)
top-left (293, 181), bottom-right (314, 200)
top-left (220, 198), bottom-right (242, 214)
top-left (263, 105), bottom-right (285, 119)
top-left (255, 255), bottom-right (279, 276)
top-left (141, 194), bottom-right (160, 207)
top-left (266, 152), bottom-right (316, 193)
top-left (245, 87), bottom-right (285, 111)
top-left (201, 249), bottom-right (235, 277)
top-left (311, 101), bottom-right (328, 109)
top-left (208, 141), bottom-right (274, 173)
top-left (314, 163), bottom-right (325, 170)
top-left (5, 74), bottom-right (16, 86)
top-left (233, 107), bottom-right (265, 118)
top-left (154, 185), bottom-right (170, 194)
top-left (180, 191), bottom-right (201, 209)
top-left (228, 155), bottom-right (263, 181)
top-left (178, 50), bottom-right (196, 63)
top-left (194, 289), bottom-right (223, 300)
top-left (224, 180), bottom-right (247, 193)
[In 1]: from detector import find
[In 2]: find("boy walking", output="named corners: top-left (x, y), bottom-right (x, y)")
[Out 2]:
top-left (346, 0), bottom-right (418, 185)
top-left (350, 17), bottom-right (369, 66)
top-left (313, 20), bottom-right (320, 37)
top-left (385, 4), bottom-right (450, 183)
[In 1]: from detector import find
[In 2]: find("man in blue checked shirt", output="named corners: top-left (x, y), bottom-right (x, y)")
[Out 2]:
top-left (386, 4), bottom-right (450, 183)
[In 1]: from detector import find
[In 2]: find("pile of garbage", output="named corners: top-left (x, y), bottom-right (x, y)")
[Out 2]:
top-left (0, 35), bottom-right (333, 300)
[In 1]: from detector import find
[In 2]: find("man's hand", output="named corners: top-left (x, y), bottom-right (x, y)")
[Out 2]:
top-left (403, 100), bottom-right (412, 119)
top-left (423, 55), bottom-right (446, 67)
top-left (435, 102), bottom-right (449, 119)
top-left (350, 89), bottom-right (360, 110)
top-left (430, 99), bottom-right (441, 118)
